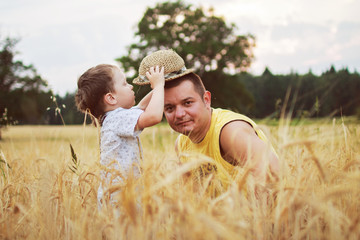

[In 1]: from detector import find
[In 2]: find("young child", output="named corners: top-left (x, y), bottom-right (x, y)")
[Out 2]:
top-left (75, 64), bottom-right (165, 206)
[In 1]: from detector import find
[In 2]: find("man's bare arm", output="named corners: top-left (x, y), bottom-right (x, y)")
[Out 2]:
top-left (220, 121), bottom-right (279, 180)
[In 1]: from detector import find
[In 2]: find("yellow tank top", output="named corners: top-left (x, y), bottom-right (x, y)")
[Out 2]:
top-left (177, 108), bottom-right (276, 195)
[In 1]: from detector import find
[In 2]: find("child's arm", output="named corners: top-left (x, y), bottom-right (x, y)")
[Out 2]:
top-left (136, 66), bottom-right (165, 130)
top-left (137, 90), bottom-right (153, 110)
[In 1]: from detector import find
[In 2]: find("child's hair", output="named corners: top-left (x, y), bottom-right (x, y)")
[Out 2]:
top-left (75, 64), bottom-right (116, 121)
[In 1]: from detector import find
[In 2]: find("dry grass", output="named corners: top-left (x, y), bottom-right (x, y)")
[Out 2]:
top-left (0, 118), bottom-right (359, 239)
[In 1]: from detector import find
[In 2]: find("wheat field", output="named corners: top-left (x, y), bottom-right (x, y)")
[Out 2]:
top-left (0, 118), bottom-right (359, 239)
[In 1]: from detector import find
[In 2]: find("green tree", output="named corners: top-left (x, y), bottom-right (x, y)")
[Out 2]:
top-left (116, 0), bottom-right (255, 112)
top-left (0, 36), bottom-right (52, 126)
top-left (331, 68), bottom-right (360, 115)
top-left (317, 65), bottom-right (341, 117)
top-left (239, 65), bottom-right (360, 119)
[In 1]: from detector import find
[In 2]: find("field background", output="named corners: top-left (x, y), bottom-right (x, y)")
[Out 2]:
top-left (0, 118), bottom-right (359, 239)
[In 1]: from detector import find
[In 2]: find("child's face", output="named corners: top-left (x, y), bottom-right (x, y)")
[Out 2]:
top-left (111, 68), bottom-right (135, 109)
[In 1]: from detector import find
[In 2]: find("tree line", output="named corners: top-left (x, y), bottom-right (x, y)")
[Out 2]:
top-left (37, 66), bottom-right (360, 124)
top-left (1, 0), bottom-right (360, 129)
top-left (238, 66), bottom-right (360, 119)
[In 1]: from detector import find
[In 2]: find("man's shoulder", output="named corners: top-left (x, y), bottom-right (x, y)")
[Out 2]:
top-left (212, 108), bottom-right (256, 127)
top-left (212, 108), bottom-right (244, 126)
top-left (221, 120), bottom-right (255, 135)
top-left (212, 108), bottom-right (241, 119)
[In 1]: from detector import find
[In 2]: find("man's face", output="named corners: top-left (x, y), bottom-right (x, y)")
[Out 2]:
top-left (164, 80), bottom-right (211, 138)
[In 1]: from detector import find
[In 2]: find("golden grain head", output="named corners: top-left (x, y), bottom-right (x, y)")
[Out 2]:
top-left (0, 121), bottom-right (359, 239)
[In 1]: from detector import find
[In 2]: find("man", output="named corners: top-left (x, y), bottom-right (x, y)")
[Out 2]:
top-left (134, 49), bottom-right (279, 193)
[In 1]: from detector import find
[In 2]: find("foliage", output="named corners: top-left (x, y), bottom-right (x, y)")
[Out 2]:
top-left (0, 36), bottom-right (53, 124)
top-left (116, 0), bottom-right (255, 112)
top-left (239, 66), bottom-right (360, 118)
top-left (0, 109), bottom-right (9, 140)
top-left (46, 93), bottom-right (91, 125)
top-left (0, 38), bottom-right (46, 92)
top-left (48, 66), bottom-right (360, 124)
top-left (0, 108), bottom-right (16, 140)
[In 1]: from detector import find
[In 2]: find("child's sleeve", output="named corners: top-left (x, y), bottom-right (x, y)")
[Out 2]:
top-left (109, 108), bottom-right (144, 136)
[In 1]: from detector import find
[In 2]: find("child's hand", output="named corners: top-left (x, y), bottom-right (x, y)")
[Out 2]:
top-left (146, 66), bottom-right (165, 89)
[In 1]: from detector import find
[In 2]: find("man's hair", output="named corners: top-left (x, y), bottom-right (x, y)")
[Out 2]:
top-left (75, 64), bottom-right (116, 121)
top-left (164, 72), bottom-right (206, 98)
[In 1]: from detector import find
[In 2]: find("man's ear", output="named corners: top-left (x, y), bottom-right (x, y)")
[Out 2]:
top-left (203, 91), bottom-right (211, 108)
top-left (103, 92), bottom-right (116, 105)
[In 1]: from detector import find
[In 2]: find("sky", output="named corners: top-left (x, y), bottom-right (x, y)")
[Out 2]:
top-left (1, 0), bottom-right (359, 96)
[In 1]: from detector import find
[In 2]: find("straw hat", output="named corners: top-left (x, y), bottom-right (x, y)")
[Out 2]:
top-left (133, 49), bottom-right (194, 85)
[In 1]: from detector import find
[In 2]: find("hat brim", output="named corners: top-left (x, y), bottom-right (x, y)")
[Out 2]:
top-left (132, 69), bottom-right (195, 85)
